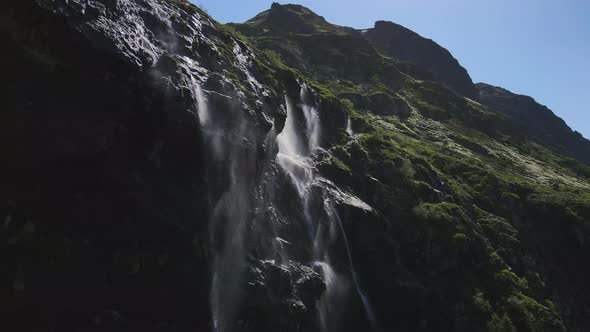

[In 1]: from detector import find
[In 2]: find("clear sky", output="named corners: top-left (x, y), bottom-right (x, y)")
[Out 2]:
top-left (192, 0), bottom-right (590, 139)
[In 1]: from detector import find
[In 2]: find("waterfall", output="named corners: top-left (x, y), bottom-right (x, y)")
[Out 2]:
top-left (346, 116), bottom-right (354, 136)
top-left (196, 76), bottom-right (378, 331)
top-left (276, 84), bottom-right (379, 331)
top-left (277, 95), bottom-right (316, 236)
top-left (324, 200), bottom-right (381, 332)
top-left (194, 80), bottom-right (252, 332)
top-left (300, 88), bottom-right (321, 152)
top-left (195, 83), bottom-right (210, 126)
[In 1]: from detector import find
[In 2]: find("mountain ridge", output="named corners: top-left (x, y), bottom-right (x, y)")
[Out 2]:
top-left (233, 2), bottom-right (590, 166)
top-left (233, 3), bottom-right (477, 99)
top-left (476, 82), bottom-right (590, 164)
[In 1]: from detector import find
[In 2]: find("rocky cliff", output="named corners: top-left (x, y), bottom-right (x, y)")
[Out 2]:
top-left (2, 1), bottom-right (590, 332)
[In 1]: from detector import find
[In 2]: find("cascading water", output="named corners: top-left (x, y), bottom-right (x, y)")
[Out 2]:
top-left (276, 84), bottom-right (379, 331)
top-left (300, 88), bottom-right (321, 152)
top-left (197, 75), bottom-right (377, 331)
top-left (346, 116), bottom-right (354, 136)
top-left (323, 199), bottom-right (380, 331)
top-left (194, 79), bottom-right (254, 332)
top-left (277, 95), bottom-right (316, 236)
top-left (195, 83), bottom-right (210, 126)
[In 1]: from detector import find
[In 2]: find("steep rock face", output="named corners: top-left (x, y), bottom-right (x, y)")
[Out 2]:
top-left (0, 0), bottom-right (295, 330)
top-left (2, 1), bottom-right (590, 332)
top-left (364, 20), bottom-right (478, 99)
top-left (477, 83), bottom-right (590, 165)
top-left (1, 1), bottom-right (379, 331)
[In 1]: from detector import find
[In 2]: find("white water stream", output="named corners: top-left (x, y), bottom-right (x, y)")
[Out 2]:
top-left (276, 84), bottom-right (379, 331)
top-left (195, 83), bottom-right (210, 126)
top-left (194, 81), bottom-right (251, 332)
top-left (196, 77), bottom-right (378, 331)
top-left (346, 116), bottom-right (354, 136)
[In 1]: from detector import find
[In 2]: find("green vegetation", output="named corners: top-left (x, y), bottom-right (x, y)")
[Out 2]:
top-left (229, 3), bottom-right (590, 330)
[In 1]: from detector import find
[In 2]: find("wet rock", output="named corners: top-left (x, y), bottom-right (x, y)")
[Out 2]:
top-left (0, 0), bottom-right (284, 331)
top-left (239, 259), bottom-right (325, 332)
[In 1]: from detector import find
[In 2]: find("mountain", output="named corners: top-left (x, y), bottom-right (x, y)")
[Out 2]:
top-left (235, 2), bottom-right (354, 36)
top-left (2, 1), bottom-right (590, 332)
top-left (233, 4), bottom-right (478, 100)
top-left (364, 20), bottom-right (479, 100)
top-left (477, 83), bottom-right (590, 165)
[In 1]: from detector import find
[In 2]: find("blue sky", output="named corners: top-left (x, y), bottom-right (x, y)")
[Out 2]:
top-left (192, 0), bottom-right (590, 138)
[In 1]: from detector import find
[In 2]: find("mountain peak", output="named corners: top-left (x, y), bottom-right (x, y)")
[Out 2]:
top-left (237, 3), bottom-right (350, 35)
top-left (270, 2), bottom-right (315, 15)
top-left (373, 20), bottom-right (411, 32)
top-left (364, 21), bottom-right (478, 99)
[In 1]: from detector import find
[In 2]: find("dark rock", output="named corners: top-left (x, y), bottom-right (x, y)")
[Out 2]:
top-left (0, 0), bottom-right (283, 331)
top-left (240, 260), bottom-right (325, 332)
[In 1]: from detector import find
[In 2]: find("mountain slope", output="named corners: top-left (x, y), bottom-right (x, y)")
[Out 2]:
top-left (477, 83), bottom-right (590, 165)
top-left (364, 20), bottom-right (479, 100)
top-left (1, 1), bottom-right (590, 332)
top-left (235, 3), bottom-right (590, 331)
